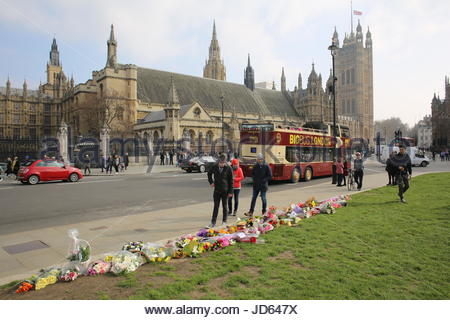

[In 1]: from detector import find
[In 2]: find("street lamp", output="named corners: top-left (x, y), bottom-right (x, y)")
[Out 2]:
top-left (328, 41), bottom-right (338, 184)
top-left (220, 95), bottom-right (225, 154)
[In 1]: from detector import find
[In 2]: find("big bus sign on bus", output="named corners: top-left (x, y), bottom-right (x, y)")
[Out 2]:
top-left (239, 122), bottom-right (351, 183)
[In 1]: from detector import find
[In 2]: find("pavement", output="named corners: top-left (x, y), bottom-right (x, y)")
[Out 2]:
top-left (0, 159), bottom-right (448, 285)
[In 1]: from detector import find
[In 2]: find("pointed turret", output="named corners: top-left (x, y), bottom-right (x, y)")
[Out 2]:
top-left (6, 77), bottom-right (11, 97)
top-left (365, 26), bottom-right (372, 49)
top-left (203, 20), bottom-right (226, 80)
top-left (298, 72), bottom-right (302, 90)
top-left (356, 20), bottom-right (363, 43)
top-left (23, 79), bottom-right (28, 97)
top-left (70, 74), bottom-right (74, 88)
top-left (49, 38), bottom-right (60, 66)
top-left (281, 67), bottom-right (286, 92)
top-left (167, 76), bottom-right (180, 106)
top-left (106, 24), bottom-right (117, 68)
top-left (308, 63), bottom-right (318, 83)
top-left (244, 54), bottom-right (255, 90)
top-left (332, 26), bottom-right (340, 47)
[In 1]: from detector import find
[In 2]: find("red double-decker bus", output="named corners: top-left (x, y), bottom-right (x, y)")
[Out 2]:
top-left (239, 122), bottom-right (351, 183)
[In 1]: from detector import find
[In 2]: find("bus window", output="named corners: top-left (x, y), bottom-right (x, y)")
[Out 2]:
top-left (286, 146), bottom-right (300, 163)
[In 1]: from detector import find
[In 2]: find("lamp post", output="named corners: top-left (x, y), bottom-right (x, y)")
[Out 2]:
top-left (220, 95), bottom-right (225, 154)
top-left (328, 41), bottom-right (338, 184)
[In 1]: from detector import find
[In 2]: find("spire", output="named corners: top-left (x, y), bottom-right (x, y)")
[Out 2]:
top-left (244, 54), bottom-right (255, 90)
top-left (356, 20), bottom-right (363, 43)
top-left (109, 24), bottom-right (116, 43)
top-left (281, 67), bottom-right (286, 92)
top-left (298, 72), bottom-right (302, 90)
top-left (23, 79), bottom-right (28, 97)
top-left (49, 37), bottom-right (60, 66)
top-left (203, 20), bottom-right (226, 80)
top-left (332, 26), bottom-right (340, 47)
top-left (70, 74), bottom-right (74, 87)
top-left (308, 62), bottom-right (318, 83)
top-left (6, 77), bottom-right (11, 96)
top-left (365, 26), bottom-right (372, 48)
top-left (167, 76), bottom-right (180, 106)
top-left (106, 24), bottom-right (117, 68)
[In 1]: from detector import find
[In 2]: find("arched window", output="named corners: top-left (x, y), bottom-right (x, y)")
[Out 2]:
top-left (206, 131), bottom-right (214, 144)
top-left (193, 107), bottom-right (201, 118)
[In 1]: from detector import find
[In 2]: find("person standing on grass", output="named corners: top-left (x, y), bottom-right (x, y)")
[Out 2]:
top-left (353, 152), bottom-right (364, 191)
top-left (207, 153), bottom-right (233, 227)
top-left (386, 151), bottom-right (397, 185)
top-left (228, 158), bottom-right (244, 216)
top-left (245, 153), bottom-right (272, 217)
top-left (393, 145), bottom-right (412, 203)
top-left (335, 157), bottom-right (344, 187)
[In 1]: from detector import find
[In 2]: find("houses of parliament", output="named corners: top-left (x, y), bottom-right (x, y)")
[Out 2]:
top-left (0, 20), bottom-right (374, 155)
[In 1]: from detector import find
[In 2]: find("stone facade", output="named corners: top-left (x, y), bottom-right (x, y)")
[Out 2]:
top-left (417, 115), bottom-right (432, 149)
top-left (0, 38), bottom-right (70, 141)
top-left (431, 77), bottom-right (450, 150)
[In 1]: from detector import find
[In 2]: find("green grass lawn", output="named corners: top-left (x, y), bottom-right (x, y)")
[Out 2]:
top-left (3, 173), bottom-right (450, 300)
top-left (130, 173), bottom-right (450, 300)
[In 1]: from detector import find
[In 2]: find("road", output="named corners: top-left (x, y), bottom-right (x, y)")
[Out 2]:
top-left (0, 159), bottom-right (448, 235)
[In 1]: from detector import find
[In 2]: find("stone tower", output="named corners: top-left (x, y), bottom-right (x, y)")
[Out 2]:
top-left (106, 24), bottom-right (117, 68)
top-left (244, 54), bottom-right (255, 90)
top-left (203, 21), bottom-right (226, 80)
top-left (333, 20), bottom-right (374, 143)
top-left (164, 76), bottom-right (181, 141)
top-left (47, 38), bottom-right (62, 85)
top-left (281, 67), bottom-right (286, 92)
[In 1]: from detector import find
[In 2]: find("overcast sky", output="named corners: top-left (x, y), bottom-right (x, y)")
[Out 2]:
top-left (0, 0), bottom-right (449, 126)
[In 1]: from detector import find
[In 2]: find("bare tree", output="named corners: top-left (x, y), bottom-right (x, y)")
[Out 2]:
top-left (374, 117), bottom-right (410, 144)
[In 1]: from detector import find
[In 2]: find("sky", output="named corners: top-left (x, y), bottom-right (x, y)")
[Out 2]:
top-left (0, 0), bottom-right (449, 127)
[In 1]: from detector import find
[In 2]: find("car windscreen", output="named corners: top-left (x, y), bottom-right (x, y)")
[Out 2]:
top-left (22, 161), bottom-right (35, 167)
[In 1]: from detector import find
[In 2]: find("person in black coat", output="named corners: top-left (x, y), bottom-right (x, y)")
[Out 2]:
top-left (392, 145), bottom-right (412, 203)
top-left (246, 153), bottom-right (272, 216)
top-left (6, 157), bottom-right (13, 175)
top-left (386, 151), bottom-right (397, 185)
top-left (124, 153), bottom-right (129, 170)
top-left (207, 153), bottom-right (233, 227)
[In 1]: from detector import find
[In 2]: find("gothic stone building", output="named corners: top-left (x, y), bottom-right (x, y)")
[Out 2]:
top-left (431, 77), bottom-right (450, 150)
top-left (1, 21), bottom-right (374, 158)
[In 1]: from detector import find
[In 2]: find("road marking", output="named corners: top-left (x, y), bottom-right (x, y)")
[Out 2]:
top-left (0, 187), bottom-right (14, 190)
top-left (61, 179), bottom-right (124, 185)
top-left (192, 177), bottom-right (206, 180)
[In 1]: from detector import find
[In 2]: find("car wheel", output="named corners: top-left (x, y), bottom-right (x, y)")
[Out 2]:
top-left (199, 165), bottom-right (206, 173)
top-left (28, 175), bottom-right (39, 185)
top-left (290, 168), bottom-right (300, 183)
top-left (69, 173), bottom-right (79, 182)
top-left (186, 168), bottom-right (192, 173)
top-left (304, 167), bottom-right (313, 181)
top-left (421, 161), bottom-right (428, 167)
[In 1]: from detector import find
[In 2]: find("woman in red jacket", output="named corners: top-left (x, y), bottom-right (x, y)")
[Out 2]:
top-left (228, 158), bottom-right (244, 216)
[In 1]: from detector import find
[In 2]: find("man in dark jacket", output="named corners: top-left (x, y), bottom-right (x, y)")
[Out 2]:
top-left (246, 153), bottom-right (272, 216)
top-left (124, 153), bottom-right (129, 170)
top-left (392, 145), bottom-right (412, 203)
top-left (207, 153), bottom-right (233, 227)
top-left (353, 152), bottom-right (364, 191)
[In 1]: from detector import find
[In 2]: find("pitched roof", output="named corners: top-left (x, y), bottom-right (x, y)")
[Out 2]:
top-left (0, 87), bottom-right (51, 98)
top-left (136, 67), bottom-right (298, 117)
top-left (141, 104), bottom-right (192, 123)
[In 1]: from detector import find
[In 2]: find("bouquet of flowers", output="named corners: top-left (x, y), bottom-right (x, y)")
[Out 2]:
top-left (15, 281), bottom-right (34, 293)
top-left (108, 251), bottom-right (143, 275)
top-left (35, 268), bottom-right (60, 290)
top-left (67, 229), bottom-right (91, 263)
top-left (142, 243), bottom-right (173, 262)
top-left (59, 269), bottom-right (79, 281)
top-left (87, 260), bottom-right (111, 275)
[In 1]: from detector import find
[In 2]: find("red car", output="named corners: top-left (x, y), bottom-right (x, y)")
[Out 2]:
top-left (17, 159), bottom-right (84, 185)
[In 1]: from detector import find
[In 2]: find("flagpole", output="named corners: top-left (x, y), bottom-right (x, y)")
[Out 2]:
top-left (350, 0), bottom-right (353, 34)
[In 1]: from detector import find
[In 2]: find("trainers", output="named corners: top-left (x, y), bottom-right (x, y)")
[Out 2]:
top-left (222, 221), bottom-right (227, 225)
top-left (400, 198), bottom-right (406, 203)
top-left (244, 211), bottom-right (253, 217)
top-left (206, 223), bottom-right (215, 228)
top-left (232, 211), bottom-right (237, 216)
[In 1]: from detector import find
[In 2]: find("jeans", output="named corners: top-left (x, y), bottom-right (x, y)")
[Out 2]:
top-left (228, 189), bottom-right (241, 213)
top-left (397, 174), bottom-right (409, 199)
top-left (249, 188), bottom-right (267, 213)
top-left (337, 173), bottom-right (344, 186)
top-left (354, 170), bottom-right (364, 189)
top-left (211, 191), bottom-right (228, 224)
top-left (84, 165), bottom-right (91, 175)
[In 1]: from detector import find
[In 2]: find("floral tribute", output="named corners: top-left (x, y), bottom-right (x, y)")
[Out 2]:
top-left (13, 195), bottom-right (350, 294)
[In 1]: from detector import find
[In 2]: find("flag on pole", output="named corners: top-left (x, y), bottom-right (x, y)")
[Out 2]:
top-left (353, 10), bottom-right (363, 15)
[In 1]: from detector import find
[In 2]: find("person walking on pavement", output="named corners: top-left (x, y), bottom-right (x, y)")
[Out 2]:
top-left (84, 154), bottom-right (91, 175)
top-left (6, 157), bottom-right (13, 175)
top-left (245, 153), bottom-right (272, 217)
top-left (124, 153), bottom-right (129, 170)
top-left (207, 153), bottom-right (233, 227)
top-left (106, 155), bottom-right (113, 174)
top-left (393, 145), bottom-right (412, 203)
top-left (335, 157), bottom-right (344, 187)
top-left (169, 151), bottom-right (174, 165)
top-left (100, 153), bottom-right (106, 173)
top-left (113, 155), bottom-right (120, 174)
top-left (353, 152), bottom-right (364, 191)
top-left (228, 158), bottom-right (244, 216)
top-left (160, 152), bottom-right (165, 165)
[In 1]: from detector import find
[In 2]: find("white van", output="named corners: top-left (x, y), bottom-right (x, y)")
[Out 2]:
top-left (380, 146), bottom-right (430, 167)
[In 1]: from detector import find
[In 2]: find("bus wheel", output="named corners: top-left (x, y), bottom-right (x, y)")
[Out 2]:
top-left (290, 168), bottom-right (300, 183)
top-left (304, 167), bottom-right (313, 182)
